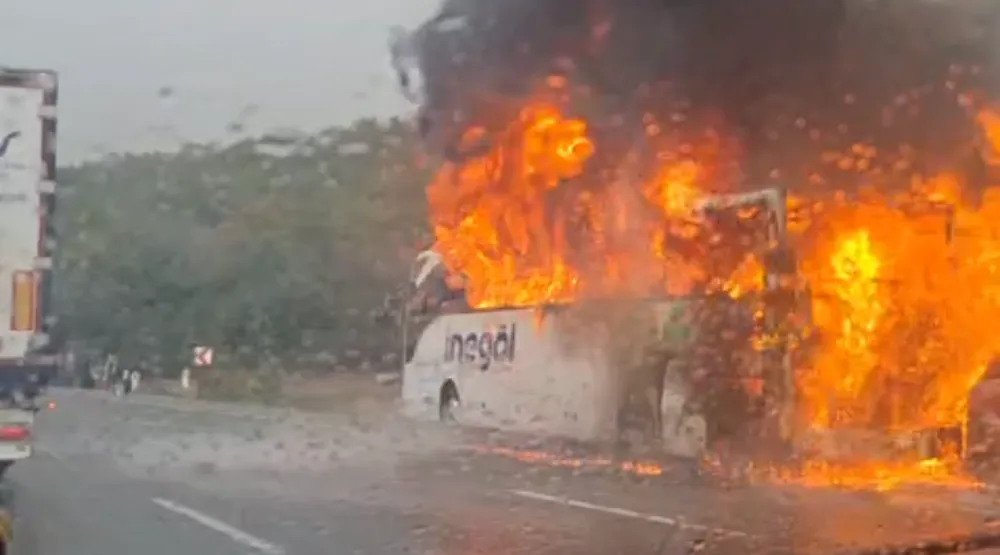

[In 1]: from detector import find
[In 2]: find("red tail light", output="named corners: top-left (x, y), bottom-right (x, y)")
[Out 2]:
top-left (0, 426), bottom-right (30, 442)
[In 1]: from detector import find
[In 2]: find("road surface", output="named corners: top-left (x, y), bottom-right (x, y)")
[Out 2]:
top-left (8, 388), bottom-right (1000, 555)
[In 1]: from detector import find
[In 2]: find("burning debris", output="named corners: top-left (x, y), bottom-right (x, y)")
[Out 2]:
top-left (392, 0), bottom-right (1000, 489)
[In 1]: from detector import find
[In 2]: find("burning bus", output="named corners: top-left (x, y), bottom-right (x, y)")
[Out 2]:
top-left (400, 186), bottom-right (800, 458)
top-left (389, 0), bottom-right (1000, 486)
top-left (389, 98), bottom-right (1000, 486)
top-left (400, 178), bottom-right (997, 480)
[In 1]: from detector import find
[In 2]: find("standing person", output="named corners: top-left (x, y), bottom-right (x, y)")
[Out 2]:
top-left (129, 367), bottom-right (141, 393)
top-left (111, 368), bottom-right (125, 397)
top-left (107, 356), bottom-right (131, 397)
top-left (78, 353), bottom-right (96, 389)
top-left (102, 354), bottom-right (118, 389)
top-left (121, 368), bottom-right (133, 395)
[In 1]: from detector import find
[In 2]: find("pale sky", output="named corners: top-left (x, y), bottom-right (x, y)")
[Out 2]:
top-left (1, 0), bottom-right (438, 162)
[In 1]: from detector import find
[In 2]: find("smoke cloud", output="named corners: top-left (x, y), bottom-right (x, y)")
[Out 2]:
top-left (394, 0), bottom-right (1000, 192)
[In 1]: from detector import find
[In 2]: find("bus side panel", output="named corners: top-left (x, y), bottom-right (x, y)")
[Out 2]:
top-left (406, 309), bottom-right (619, 441)
top-left (487, 310), bottom-right (617, 441)
top-left (401, 316), bottom-right (453, 420)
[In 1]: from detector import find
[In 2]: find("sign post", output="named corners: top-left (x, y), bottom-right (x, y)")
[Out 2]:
top-left (192, 346), bottom-right (213, 367)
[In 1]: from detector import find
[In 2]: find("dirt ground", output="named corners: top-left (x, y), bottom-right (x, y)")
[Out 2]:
top-left (277, 372), bottom-right (400, 414)
top-left (142, 371), bottom-right (400, 417)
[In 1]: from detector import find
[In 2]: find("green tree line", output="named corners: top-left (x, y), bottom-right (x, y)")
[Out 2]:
top-left (54, 117), bottom-right (430, 376)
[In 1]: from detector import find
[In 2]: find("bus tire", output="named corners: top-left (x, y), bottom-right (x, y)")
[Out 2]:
top-left (439, 380), bottom-right (460, 423)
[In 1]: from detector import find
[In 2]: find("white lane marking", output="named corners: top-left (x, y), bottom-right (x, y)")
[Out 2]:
top-left (152, 497), bottom-right (286, 555)
top-left (510, 489), bottom-right (749, 538)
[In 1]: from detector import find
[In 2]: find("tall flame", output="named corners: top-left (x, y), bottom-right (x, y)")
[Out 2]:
top-left (805, 229), bottom-right (885, 428)
top-left (428, 104), bottom-right (594, 308)
top-left (427, 101), bottom-right (737, 308)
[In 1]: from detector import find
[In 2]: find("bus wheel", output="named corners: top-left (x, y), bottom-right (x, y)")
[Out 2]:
top-left (439, 380), bottom-right (460, 423)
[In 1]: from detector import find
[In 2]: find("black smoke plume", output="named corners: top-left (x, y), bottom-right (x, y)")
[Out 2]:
top-left (394, 0), bottom-right (1000, 193)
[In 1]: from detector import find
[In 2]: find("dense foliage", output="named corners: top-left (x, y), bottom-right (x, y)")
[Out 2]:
top-left (55, 117), bottom-right (430, 375)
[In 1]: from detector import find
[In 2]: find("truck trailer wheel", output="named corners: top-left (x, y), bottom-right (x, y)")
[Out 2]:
top-left (439, 380), bottom-right (460, 422)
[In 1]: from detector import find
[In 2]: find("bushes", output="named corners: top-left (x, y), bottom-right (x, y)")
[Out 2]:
top-left (195, 369), bottom-right (283, 405)
top-left (56, 118), bottom-right (430, 374)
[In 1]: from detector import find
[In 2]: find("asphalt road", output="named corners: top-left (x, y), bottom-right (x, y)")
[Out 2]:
top-left (9, 388), bottom-right (1000, 555)
top-left (9, 389), bottom-right (710, 555)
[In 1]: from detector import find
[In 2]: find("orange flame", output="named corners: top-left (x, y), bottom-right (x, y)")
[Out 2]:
top-left (427, 100), bottom-right (736, 308)
top-left (427, 103), bottom-right (593, 308)
top-left (471, 445), bottom-right (664, 477)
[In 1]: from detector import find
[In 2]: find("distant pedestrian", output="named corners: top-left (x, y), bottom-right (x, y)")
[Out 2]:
top-left (110, 364), bottom-right (132, 397)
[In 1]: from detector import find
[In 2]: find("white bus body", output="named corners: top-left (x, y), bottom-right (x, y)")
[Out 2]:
top-left (401, 299), bottom-right (712, 455)
top-left (402, 307), bottom-right (616, 439)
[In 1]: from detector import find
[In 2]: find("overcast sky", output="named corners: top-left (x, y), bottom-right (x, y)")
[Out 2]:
top-left (1, 0), bottom-right (438, 163)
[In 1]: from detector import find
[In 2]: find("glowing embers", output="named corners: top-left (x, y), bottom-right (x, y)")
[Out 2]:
top-left (469, 445), bottom-right (664, 477)
top-left (767, 455), bottom-right (981, 492)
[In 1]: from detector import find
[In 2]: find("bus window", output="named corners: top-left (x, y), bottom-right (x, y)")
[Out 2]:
top-left (691, 188), bottom-right (786, 295)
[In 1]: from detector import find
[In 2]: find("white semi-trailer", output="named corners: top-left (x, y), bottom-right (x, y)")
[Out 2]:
top-left (0, 66), bottom-right (61, 475)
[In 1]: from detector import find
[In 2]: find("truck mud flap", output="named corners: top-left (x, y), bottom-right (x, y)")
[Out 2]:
top-left (0, 480), bottom-right (14, 550)
top-left (0, 507), bottom-right (11, 550)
